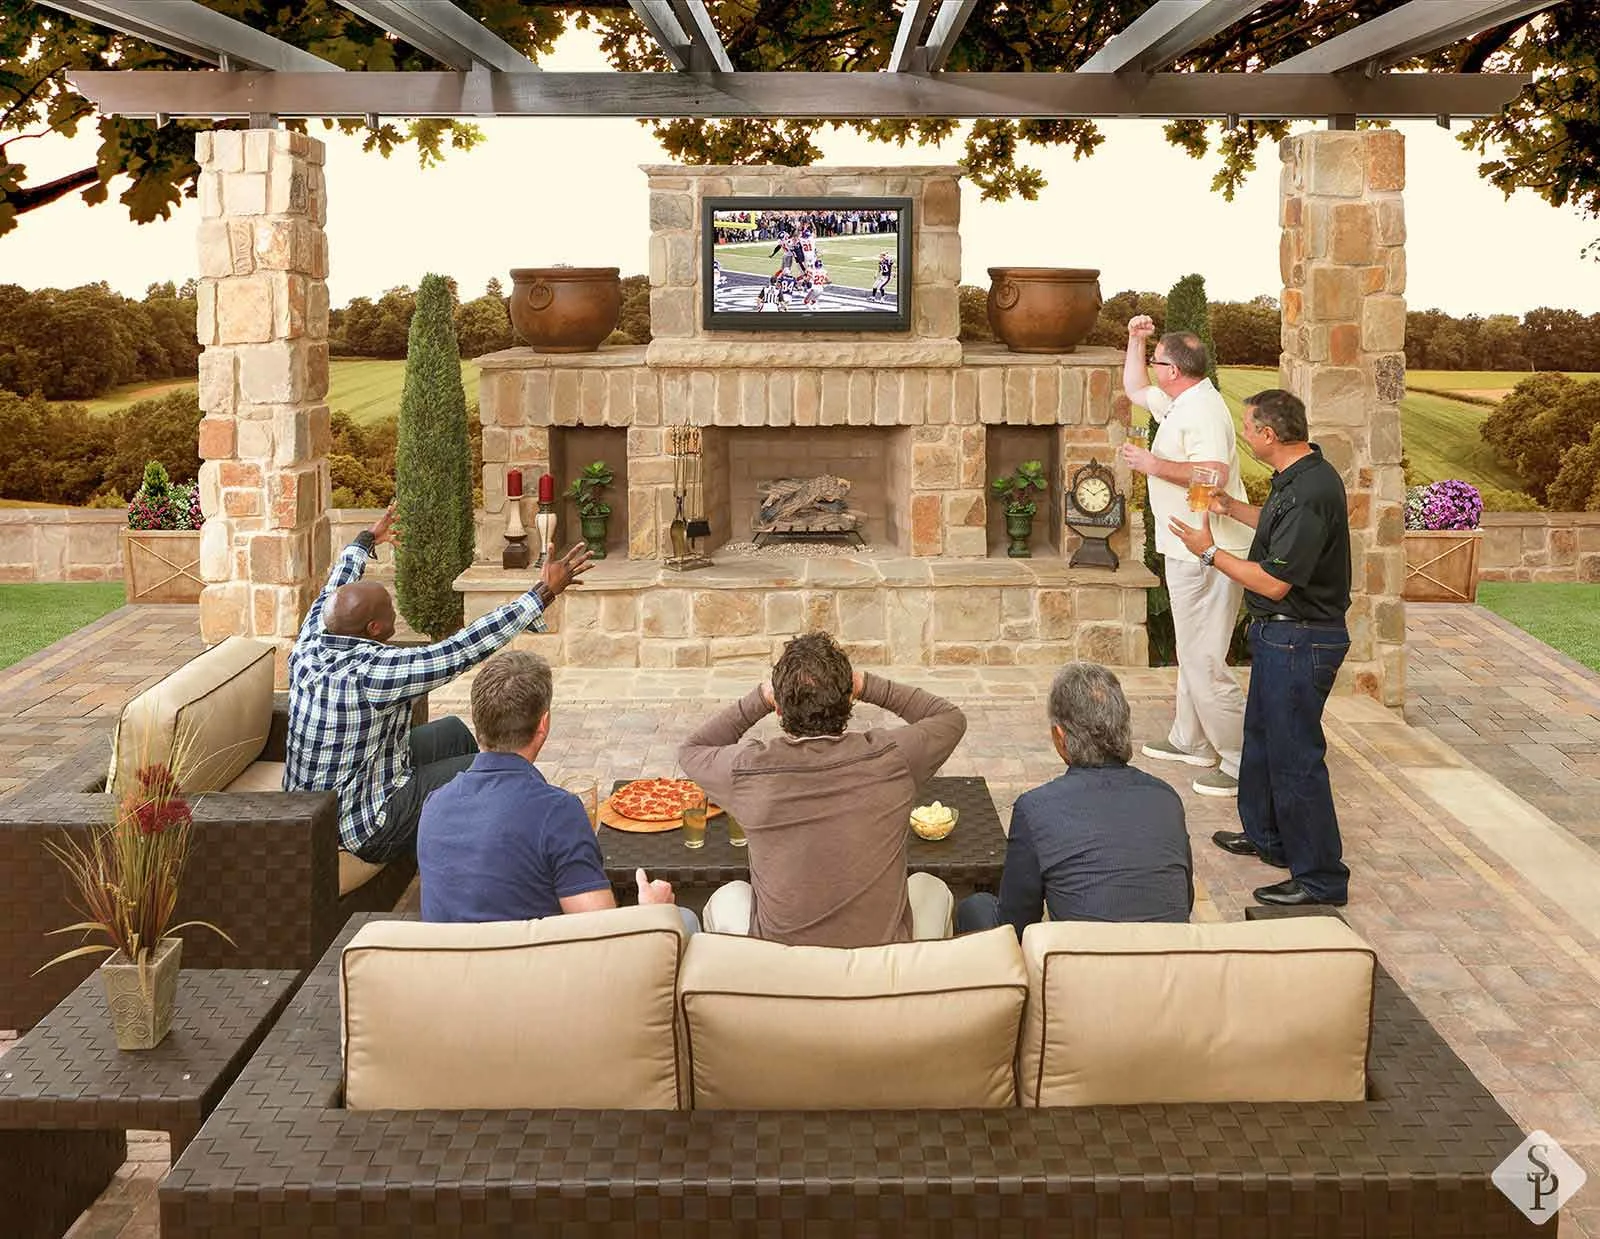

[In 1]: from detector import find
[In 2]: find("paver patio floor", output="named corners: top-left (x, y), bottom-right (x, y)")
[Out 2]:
top-left (2, 601), bottom-right (1598, 1237)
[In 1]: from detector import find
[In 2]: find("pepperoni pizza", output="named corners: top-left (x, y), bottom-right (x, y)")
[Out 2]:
top-left (608, 777), bottom-right (704, 822)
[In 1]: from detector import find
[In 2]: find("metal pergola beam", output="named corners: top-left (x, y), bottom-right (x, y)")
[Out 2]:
top-left (334, 0), bottom-right (540, 72)
top-left (670, 1), bottom-right (734, 72)
top-left (889, 1), bottom-right (939, 73)
top-left (888, 1), bottom-right (978, 74)
top-left (1078, 0), bottom-right (1266, 74)
top-left (66, 69), bottom-right (1532, 121)
top-left (1267, 0), bottom-right (1561, 74)
top-left (628, 2), bottom-right (693, 71)
top-left (34, 0), bottom-right (341, 72)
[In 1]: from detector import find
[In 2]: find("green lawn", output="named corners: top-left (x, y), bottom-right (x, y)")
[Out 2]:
top-left (1476, 582), bottom-right (1600, 673)
top-left (80, 359), bottom-right (480, 425)
top-left (0, 583), bottom-right (127, 671)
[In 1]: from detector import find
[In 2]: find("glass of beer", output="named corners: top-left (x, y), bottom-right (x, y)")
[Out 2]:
top-left (728, 814), bottom-right (747, 847)
top-left (681, 788), bottom-right (707, 849)
top-left (563, 775), bottom-right (600, 833)
top-left (1188, 465), bottom-right (1222, 513)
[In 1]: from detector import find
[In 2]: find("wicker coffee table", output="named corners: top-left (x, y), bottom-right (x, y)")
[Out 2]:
top-left (598, 774), bottom-right (1006, 899)
top-left (0, 968), bottom-right (297, 1239)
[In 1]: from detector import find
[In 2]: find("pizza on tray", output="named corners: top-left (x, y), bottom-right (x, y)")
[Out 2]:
top-left (609, 777), bottom-right (703, 822)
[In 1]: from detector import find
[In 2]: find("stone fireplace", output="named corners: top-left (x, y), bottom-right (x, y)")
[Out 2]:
top-left (457, 164), bottom-right (1155, 668)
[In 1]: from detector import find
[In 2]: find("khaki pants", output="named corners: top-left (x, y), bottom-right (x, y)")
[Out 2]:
top-left (703, 872), bottom-right (955, 940)
top-left (1165, 558), bottom-right (1246, 778)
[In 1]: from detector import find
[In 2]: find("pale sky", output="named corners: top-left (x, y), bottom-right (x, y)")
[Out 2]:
top-left (3, 27), bottom-right (1597, 316)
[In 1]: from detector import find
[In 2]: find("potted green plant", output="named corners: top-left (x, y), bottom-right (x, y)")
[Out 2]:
top-left (123, 460), bottom-right (204, 604)
top-left (990, 459), bottom-right (1048, 558)
top-left (565, 461), bottom-right (616, 559)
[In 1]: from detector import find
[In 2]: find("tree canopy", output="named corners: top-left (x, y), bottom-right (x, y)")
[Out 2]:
top-left (3, 1), bottom-right (1595, 242)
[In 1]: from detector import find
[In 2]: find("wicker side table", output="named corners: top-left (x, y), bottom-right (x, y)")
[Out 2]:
top-left (0, 968), bottom-right (297, 1239)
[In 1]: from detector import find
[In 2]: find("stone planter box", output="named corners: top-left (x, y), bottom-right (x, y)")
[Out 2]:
top-left (1402, 529), bottom-right (1481, 604)
top-left (122, 529), bottom-right (203, 604)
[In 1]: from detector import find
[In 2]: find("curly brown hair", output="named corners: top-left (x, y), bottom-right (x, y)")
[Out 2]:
top-left (772, 632), bottom-right (854, 737)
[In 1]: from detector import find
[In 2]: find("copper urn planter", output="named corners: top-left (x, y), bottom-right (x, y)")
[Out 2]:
top-left (987, 268), bottom-right (1103, 354)
top-left (508, 267), bottom-right (622, 353)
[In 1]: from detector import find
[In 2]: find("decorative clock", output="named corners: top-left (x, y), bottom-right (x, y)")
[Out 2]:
top-left (1064, 458), bottom-right (1125, 570)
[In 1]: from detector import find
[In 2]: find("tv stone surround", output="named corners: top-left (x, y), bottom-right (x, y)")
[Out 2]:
top-left (458, 165), bottom-right (1156, 668)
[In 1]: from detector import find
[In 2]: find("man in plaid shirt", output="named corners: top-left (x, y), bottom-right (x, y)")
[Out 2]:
top-left (286, 504), bottom-right (593, 861)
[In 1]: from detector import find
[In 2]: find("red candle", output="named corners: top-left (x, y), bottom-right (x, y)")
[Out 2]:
top-left (538, 473), bottom-right (555, 503)
top-left (506, 468), bottom-right (523, 499)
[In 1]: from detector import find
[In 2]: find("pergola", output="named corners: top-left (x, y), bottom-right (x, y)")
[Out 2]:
top-left (32, 0), bottom-right (1571, 705)
top-left (48, 0), bottom-right (1547, 124)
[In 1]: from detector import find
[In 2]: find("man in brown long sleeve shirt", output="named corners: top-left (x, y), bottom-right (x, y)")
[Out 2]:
top-left (678, 632), bottom-right (968, 947)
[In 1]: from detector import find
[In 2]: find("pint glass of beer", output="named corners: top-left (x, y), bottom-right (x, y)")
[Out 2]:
top-left (1188, 465), bottom-right (1222, 513)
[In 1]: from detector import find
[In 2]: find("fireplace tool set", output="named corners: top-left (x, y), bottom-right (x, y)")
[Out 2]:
top-left (666, 424), bottom-right (712, 571)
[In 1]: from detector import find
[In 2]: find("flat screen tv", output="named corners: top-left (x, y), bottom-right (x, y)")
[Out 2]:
top-left (702, 196), bottom-right (913, 332)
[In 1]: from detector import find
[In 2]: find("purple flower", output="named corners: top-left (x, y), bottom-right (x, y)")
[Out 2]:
top-left (1416, 480), bottom-right (1482, 531)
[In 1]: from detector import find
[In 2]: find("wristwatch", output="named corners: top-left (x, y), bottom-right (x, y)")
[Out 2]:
top-left (1199, 545), bottom-right (1219, 568)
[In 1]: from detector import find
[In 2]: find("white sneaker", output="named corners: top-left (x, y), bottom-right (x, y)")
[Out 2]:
top-left (1140, 738), bottom-right (1217, 768)
top-left (1192, 770), bottom-right (1239, 798)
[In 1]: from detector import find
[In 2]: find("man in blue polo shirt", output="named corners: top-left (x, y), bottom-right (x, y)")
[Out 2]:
top-left (418, 650), bottom-right (691, 926)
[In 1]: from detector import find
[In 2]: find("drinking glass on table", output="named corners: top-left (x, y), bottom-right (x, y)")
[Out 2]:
top-left (562, 774), bottom-right (600, 833)
top-left (727, 814), bottom-right (747, 847)
top-left (1188, 464), bottom-right (1222, 513)
top-left (681, 787), bottom-right (707, 849)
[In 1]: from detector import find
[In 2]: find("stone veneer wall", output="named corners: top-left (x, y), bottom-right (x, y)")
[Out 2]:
top-left (0, 510), bottom-right (126, 584)
top-left (1278, 130), bottom-right (1408, 706)
top-left (193, 129), bottom-right (333, 683)
top-left (1479, 512), bottom-right (1600, 583)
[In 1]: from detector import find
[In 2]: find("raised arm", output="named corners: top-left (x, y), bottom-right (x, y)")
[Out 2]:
top-left (678, 686), bottom-right (772, 805)
top-left (1124, 316), bottom-right (1155, 406)
top-left (296, 503), bottom-right (398, 644)
top-left (860, 673), bottom-right (967, 788)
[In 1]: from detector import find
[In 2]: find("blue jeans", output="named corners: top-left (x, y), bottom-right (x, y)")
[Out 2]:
top-left (1240, 620), bottom-right (1350, 902)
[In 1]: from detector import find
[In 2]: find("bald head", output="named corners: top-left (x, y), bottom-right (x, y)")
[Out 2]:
top-left (325, 581), bottom-right (396, 642)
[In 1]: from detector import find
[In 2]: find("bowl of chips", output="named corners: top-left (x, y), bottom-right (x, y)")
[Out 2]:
top-left (910, 801), bottom-right (958, 841)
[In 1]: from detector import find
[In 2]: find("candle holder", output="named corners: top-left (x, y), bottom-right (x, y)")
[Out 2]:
top-left (502, 497), bottom-right (530, 570)
top-left (533, 501), bottom-right (557, 568)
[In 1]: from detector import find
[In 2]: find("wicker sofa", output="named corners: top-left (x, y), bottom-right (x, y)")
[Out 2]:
top-left (159, 910), bottom-right (1539, 1238)
top-left (0, 638), bottom-right (418, 1032)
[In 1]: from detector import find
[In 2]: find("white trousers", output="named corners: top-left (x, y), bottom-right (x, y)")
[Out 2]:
top-left (702, 872), bottom-right (955, 940)
top-left (1164, 557), bottom-right (1246, 778)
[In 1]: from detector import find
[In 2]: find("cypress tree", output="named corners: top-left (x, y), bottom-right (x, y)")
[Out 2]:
top-left (395, 273), bottom-right (473, 639)
top-left (1163, 274), bottom-right (1219, 386)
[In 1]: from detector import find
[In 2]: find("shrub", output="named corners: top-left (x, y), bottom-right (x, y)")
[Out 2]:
top-left (1478, 485), bottom-right (1542, 513)
top-left (394, 274), bottom-right (474, 639)
top-left (127, 460), bottom-right (201, 531)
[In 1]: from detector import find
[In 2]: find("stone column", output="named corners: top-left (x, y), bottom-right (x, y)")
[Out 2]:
top-left (194, 129), bottom-right (332, 685)
top-left (1278, 130), bottom-right (1407, 706)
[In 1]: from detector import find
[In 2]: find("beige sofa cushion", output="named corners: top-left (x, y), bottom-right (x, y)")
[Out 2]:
top-left (1019, 919), bottom-right (1375, 1107)
top-left (341, 906), bottom-right (687, 1111)
top-left (680, 927), bottom-right (1026, 1110)
top-left (109, 635), bottom-right (274, 794)
top-left (223, 761), bottom-right (385, 897)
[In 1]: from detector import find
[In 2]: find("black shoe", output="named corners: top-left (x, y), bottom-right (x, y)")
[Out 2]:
top-left (1252, 878), bottom-right (1347, 907)
top-left (1211, 831), bottom-right (1289, 869)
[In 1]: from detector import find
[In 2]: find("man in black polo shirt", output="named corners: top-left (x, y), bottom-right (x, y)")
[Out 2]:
top-left (1167, 389), bottom-right (1352, 907)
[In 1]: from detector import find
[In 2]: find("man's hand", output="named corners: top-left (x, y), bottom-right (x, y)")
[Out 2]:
top-left (1121, 443), bottom-right (1158, 476)
top-left (1128, 315), bottom-right (1156, 341)
top-left (1167, 509), bottom-right (1215, 558)
top-left (636, 868), bottom-right (676, 906)
top-left (541, 542), bottom-right (594, 597)
top-left (370, 502), bottom-right (401, 548)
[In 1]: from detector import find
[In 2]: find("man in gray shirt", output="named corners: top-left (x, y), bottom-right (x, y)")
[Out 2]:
top-left (956, 662), bottom-right (1192, 938)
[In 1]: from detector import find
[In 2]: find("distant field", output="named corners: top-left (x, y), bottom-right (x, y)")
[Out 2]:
top-left (77, 359), bottom-right (480, 425)
top-left (1403, 369), bottom-right (1599, 397)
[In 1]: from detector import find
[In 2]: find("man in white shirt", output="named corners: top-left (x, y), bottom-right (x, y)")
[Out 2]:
top-left (1120, 316), bottom-right (1251, 798)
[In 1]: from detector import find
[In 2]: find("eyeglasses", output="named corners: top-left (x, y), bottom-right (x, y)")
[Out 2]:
top-left (1151, 358), bottom-right (1176, 369)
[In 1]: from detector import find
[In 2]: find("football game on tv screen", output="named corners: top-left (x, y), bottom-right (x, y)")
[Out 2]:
top-left (701, 197), bottom-right (913, 332)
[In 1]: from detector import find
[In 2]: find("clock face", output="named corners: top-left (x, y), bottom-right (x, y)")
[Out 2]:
top-left (1073, 474), bottom-right (1114, 516)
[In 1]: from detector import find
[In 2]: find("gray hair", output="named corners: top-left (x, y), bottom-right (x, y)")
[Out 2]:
top-left (1047, 662), bottom-right (1133, 767)
top-left (1158, 331), bottom-right (1209, 380)
top-left (1244, 388), bottom-right (1308, 444)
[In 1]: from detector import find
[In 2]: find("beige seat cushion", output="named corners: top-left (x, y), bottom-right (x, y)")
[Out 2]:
top-left (223, 761), bottom-right (385, 897)
top-left (109, 635), bottom-right (274, 794)
top-left (680, 927), bottom-right (1025, 1110)
top-left (1019, 919), bottom-right (1375, 1107)
top-left (341, 906), bottom-right (688, 1111)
